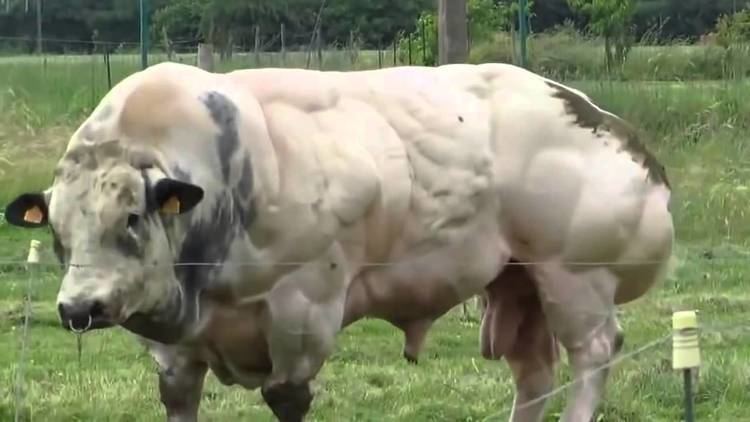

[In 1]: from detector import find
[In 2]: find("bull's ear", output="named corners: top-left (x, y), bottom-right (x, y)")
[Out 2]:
top-left (4, 192), bottom-right (49, 228)
top-left (152, 179), bottom-right (204, 215)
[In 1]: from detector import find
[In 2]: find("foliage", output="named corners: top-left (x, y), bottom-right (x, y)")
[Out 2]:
top-left (0, 0), bottom-right (747, 55)
top-left (715, 10), bottom-right (750, 47)
top-left (568, 0), bottom-right (636, 72)
top-left (396, 0), bottom-right (517, 66)
top-left (396, 11), bottom-right (437, 66)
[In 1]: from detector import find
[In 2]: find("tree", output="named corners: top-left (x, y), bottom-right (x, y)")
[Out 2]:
top-left (568, 0), bottom-right (636, 72)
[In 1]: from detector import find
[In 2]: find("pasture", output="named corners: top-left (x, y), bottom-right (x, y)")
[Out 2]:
top-left (1, 52), bottom-right (750, 421)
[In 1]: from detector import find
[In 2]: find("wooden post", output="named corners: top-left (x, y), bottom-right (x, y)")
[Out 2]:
top-left (392, 38), bottom-right (397, 66)
top-left (254, 25), bottom-right (261, 67)
top-left (316, 26), bottom-right (323, 69)
top-left (348, 30), bottom-right (357, 66)
top-left (162, 27), bottom-right (173, 61)
top-left (35, 0), bottom-right (42, 55)
top-left (408, 33), bottom-right (412, 65)
top-left (421, 19), bottom-right (427, 64)
top-left (438, 0), bottom-right (468, 66)
top-left (280, 23), bottom-right (286, 66)
top-left (198, 43), bottom-right (215, 71)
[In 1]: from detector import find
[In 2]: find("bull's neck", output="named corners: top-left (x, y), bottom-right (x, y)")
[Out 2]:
top-left (120, 275), bottom-right (194, 344)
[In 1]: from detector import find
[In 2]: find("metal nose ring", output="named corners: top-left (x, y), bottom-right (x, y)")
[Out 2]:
top-left (69, 314), bottom-right (92, 334)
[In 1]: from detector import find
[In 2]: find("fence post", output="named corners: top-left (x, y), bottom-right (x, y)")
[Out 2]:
top-left (316, 26), bottom-right (323, 70)
top-left (408, 33), bottom-right (412, 65)
top-left (14, 239), bottom-right (40, 422)
top-left (392, 38), bottom-right (397, 66)
top-left (103, 44), bottom-right (112, 90)
top-left (198, 43), bottom-right (215, 72)
top-left (517, 0), bottom-right (528, 68)
top-left (673, 310), bottom-right (700, 422)
top-left (280, 23), bottom-right (286, 66)
top-left (421, 19), bottom-right (427, 65)
top-left (438, 0), bottom-right (468, 65)
top-left (34, 0), bottom-right (42, 55)
top-left (254, 25), bottom-right (261, 67)
top-left (139, 0), bottom-right (149, 69)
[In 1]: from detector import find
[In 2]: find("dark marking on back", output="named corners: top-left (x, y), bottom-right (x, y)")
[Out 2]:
top-left (200, 91), bottom-right (240, 184)
top-left (232, 155), bottom-right (256, 229)
top-left (544, 80), bottom-right (670, 189)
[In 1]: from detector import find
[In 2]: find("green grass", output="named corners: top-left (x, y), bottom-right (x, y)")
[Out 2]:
top-left (2, 62), bottom-right (750, 419)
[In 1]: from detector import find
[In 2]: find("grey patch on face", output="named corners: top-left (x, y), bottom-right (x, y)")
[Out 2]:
top-left (171, 165), bottom-right (192, 183)
top-left (199, 91), bottom-right (239, 184)
top-left (94, 104), bottom-right (113, 122)
top-left (80, 123), bottom-right (95, 140)
top-left (544, 80), bottom-right (670, 189)
top-left (115, 232), bottom-right (143, 259)
top-left (49, 226), bottom-right (67, 266)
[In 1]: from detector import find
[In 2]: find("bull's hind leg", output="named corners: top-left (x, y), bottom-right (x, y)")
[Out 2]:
top-left (481, 264), bottom-right (559, 422)
top-left (529, 262), bottom-right (624, 422)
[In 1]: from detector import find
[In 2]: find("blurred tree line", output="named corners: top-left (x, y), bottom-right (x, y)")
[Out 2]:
top-left (0, 0), bottom-right (746, 54)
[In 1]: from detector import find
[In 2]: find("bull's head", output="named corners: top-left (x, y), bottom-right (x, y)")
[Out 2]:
top-left (4, 140), bottom-right (205, 336)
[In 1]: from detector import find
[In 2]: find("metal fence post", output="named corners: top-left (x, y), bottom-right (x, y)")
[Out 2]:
top-left (518, 0), bottom-right (528, 68)
top-left (139, 0), bottom-right (149, 69)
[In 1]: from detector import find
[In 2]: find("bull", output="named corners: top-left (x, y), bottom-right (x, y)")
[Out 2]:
top-left (4, 61), bottom-right (674, 422)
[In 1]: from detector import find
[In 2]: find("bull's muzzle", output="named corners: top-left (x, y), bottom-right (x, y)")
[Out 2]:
top-left (57, 300), bottom-right (114, 332)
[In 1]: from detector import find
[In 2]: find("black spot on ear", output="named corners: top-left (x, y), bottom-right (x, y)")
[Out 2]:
top-left (200, 91), bottom-right (239, 184)
top-left (152, 179), bottom-right (204, 214)
top-left (4, 193), bottom-right (49, 228)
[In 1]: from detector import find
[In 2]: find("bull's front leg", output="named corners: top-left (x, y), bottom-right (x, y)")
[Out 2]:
top-left (145, 342), bottom-right (208, 422)
top-left (262, 250), bottom-right (349, 421)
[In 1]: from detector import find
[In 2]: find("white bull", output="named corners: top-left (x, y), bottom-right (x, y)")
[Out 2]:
top-left (4, 61), bottom-right (674, 421)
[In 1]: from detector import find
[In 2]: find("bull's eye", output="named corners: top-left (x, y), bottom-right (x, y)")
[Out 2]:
top-left (126, 213), bottom-right (140, 230)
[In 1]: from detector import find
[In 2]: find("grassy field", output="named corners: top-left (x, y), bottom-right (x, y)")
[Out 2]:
top-left (1, 53), bottom-right (750, 420)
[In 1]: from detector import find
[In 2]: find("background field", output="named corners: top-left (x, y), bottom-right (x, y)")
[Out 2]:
top-left (2, 33), bottom-right (750, 421)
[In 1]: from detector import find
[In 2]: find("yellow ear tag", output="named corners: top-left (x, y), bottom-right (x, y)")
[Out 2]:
top-left (161, 196), bottom-right (181, 214)
top-left (23, 205), bottom-right (44, 224)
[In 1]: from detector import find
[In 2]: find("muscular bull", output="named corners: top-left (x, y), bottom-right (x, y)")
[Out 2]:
top-left (4, 61), bottom-right (673, 421)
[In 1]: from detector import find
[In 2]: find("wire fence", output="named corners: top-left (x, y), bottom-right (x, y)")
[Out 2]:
top-left (2, 232), bottom-right (749, 420)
